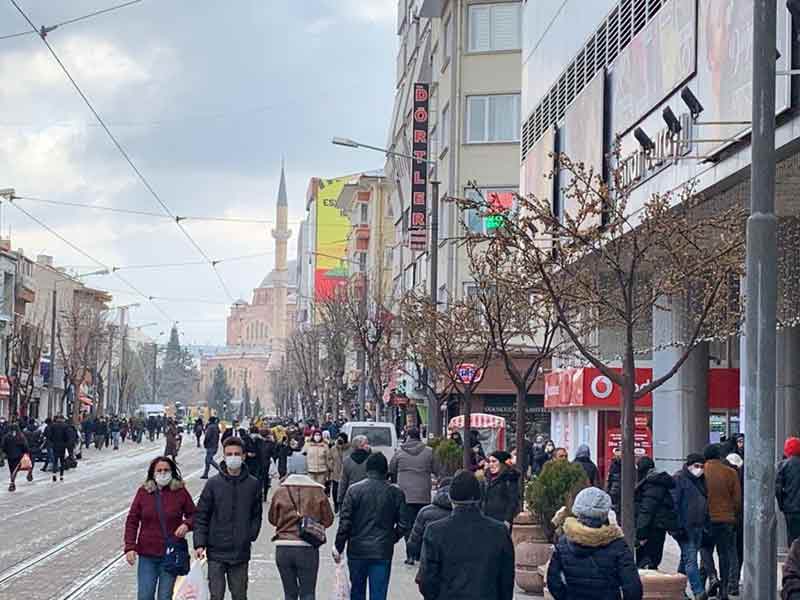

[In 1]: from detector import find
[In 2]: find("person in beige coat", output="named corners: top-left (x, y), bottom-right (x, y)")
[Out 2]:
top-left (330, 433), bottom-right (350, 513)
top-left (305, 430), bottom-right (332, 486)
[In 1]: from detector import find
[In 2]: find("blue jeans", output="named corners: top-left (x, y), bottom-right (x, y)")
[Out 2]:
top-left (348, 559), bottom-right (391, 600)
top-left (137, 555), bottom-right (177, 600)
top-left (677, 528), bottom-right (704, 595)
top-left (202, 449), bottom-right (217, 477)
top-left (112, 431), bottom-right (120, 449)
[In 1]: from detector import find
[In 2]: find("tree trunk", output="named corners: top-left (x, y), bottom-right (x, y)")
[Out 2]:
top-left (515, 384), bottom-right (528, 482)
top-left (620, 373), bottom-right (636, 546)
top-left (462, 387), bottom-right (473, 470)
top-left (71, 375), bottom-right (82, 425)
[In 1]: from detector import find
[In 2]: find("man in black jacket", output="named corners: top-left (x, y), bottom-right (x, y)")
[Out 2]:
top-left (201, 417), bottom-right (220, 479)
top-left (337, 434), bottom-right (371, 506)
top-left (194, 437), bottom-right (262, 600)
top-left (778, 437), bottom-right (800, 547)
top-left (334, 452), bottom-right (409, 600)
top-left (417, 470), bottom-right (515, 600)
top-left (406, 477), bottom-right (452, 562)
top-left (46, 415), bottom-right (71, 482)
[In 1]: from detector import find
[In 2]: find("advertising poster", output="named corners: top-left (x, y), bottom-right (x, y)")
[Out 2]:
top-left (520, 126), bottom-right (555, 248)
top-left (695, 0), bottom-right (791, 156)
top-left (559, 71), bottom-right (605, 229)
top-left (314, 175), bottom-right (351, 300)
top-left (611, 0), bottom-right (697, 136)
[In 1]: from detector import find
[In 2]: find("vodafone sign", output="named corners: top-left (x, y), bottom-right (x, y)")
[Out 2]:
top-left (590, 375), bottom-right (613, 399)
top-left (544, 367), bottom-right (653, 408)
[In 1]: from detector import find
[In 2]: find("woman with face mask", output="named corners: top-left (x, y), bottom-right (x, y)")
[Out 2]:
top-left (305, 429), bottom-right (332, 487)
top-left (124, 456), bottom-right (195, 600)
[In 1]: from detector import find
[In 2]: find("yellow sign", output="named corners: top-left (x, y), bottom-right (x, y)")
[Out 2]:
top-left (315, 175), bottom-right (352, 299)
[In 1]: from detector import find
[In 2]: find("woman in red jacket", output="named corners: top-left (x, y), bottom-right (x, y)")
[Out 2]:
top-left (124, 456), bottom-right (195, 600)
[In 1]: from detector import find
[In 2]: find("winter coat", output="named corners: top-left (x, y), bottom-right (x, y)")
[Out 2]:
top-left (334, 472), bottom-right (409, 560)
top-left (547, 517), bottom-right (643, 600)
top-left (203, 423), bottom-right (220, 451)
top-left (480, 468), bottom-right (521, 525)
top-left (194, 421), bottom-right (204, 436)
top-left (704, 459), bottom-right (741, 524)
top-left (262, 439), bottom-right (276, 466)
top-left (109, 419), bottom-right (121, 433)
top-left (337, 448), bottom-right (371, 505)
top-left (221, 427), bottom-right (250, 444)
top-left (305, 441), bottom-right (332, 476)
top-left (671, 467), bottom-right (710, 532)
top-left (124, 478), bottom-right (195, 558)
top-left (164, 427), bottom-right (179, 456)
top-left (276, 442), bottom-right (293, 474)
top-left (95, 421), bottom-right (108, 436)
top-left (634, 470), bottom-right (679, 538)
top-left (417, 504), bottom-right (515, 600)
top-left (606, 459), bottom-right (622, 515)
top-left (330, 442), bottom-right (350, 481)
top-left (1, 432), bottom-right (29, 463)
top-left (389, 440), bottom-right (438, 505)
top-left (407, 485), bottom-right (452, 561)
top-left (777, 456), bottom-right (800, 515)
top-left (532, 448), bottom-right (552, 476)
top-left (574, 454), bottom-right (600, 487)
top-left (268, 474), bottom-right (334, 545)
top-left (782, 539), bottom-right (800, 600)
top-left (193, 463), bottom-right (263, 563)
top-left (46, 421), bottom-right (71, 451)
top-left (245, 433), bottom-right (265, 477)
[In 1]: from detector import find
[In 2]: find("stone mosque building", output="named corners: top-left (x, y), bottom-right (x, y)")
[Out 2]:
top-left (198, 163), bottom-right (297, 415)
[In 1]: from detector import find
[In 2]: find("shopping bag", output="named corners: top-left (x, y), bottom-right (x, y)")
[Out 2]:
top-left (329, 561), bottom-right (350, 600)
top-left (18, 453), bottom-right (32, 472)
top-left (173, 560), bottom-right (208, 600)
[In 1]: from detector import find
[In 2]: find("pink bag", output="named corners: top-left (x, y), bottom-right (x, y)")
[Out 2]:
top-left (329, 562), bottom-right (350, 600)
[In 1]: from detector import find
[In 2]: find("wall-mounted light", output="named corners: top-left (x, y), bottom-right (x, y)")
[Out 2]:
top-left (680, 87), bottom-right (704, 120)
top-left (634, 127), bottom-right (655, 152)
top-left (662, 106), bottom-right (682, 135)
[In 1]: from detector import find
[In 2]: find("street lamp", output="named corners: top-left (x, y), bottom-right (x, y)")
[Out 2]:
top-left (331, 136), bottom-right (442, 435)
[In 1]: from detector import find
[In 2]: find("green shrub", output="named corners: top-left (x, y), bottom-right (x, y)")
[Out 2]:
top-left (526, 460), bottom-right (589, 541)
top-left (433, 439), bottom-right (463, 477)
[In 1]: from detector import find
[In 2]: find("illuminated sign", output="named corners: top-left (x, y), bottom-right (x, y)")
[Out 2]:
top-left (617, 112), bottom-right (692, 190)
top-left (410, 83), bottom-right (430, 250)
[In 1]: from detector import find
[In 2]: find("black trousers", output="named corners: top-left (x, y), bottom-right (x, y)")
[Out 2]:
top-left (787, 513), bottom-right (800, 548)
top-left (403, 504), bottom-right (426, 559)
top-left (700, 523), bottom-right (737, 599)
top-left (636, 528), bottom-right (666, 569)
top-left (52, 447), bottom-right (65, 478)
top-left (208, 560), bottom-right (248, 600)
top-left (331, 480), bottom-right (340, 513)
top-left (275, 546), bottom-right (319, 600)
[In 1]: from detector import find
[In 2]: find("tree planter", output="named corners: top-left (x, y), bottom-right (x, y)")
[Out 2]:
top-left (513, 515), bottom-right (553, 595)
top-left (512, 511), bottom-right (544, 546)
top-left (638, 570), bottom-right (687, 599)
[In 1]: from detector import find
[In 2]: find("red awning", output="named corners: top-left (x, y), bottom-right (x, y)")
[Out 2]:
top-left (79, 394), bottom-right (93, 407)
top-left (0, 376), bottom-right (10, 397)
top-left (448, 413), bottom-right (506, 431)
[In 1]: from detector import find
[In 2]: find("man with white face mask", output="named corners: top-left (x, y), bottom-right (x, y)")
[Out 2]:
top-left (671, 453), bottom-right (710, 600)
top-left (194, 437), bottom-right (263, 600)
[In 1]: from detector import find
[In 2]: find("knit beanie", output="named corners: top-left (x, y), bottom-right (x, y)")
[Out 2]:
top-left (366, 452), bottom-right (388, 475)
top-left (685, 453), bottom-right (705, 465)
top-left (449, 470), bottom-right (481, 502)
top-left (572, 487), bottom-right (612, 527)
top-left (726, 453), bottom-right (743, 468)
top-left (703, 443), bottom-right (722, 461)
top-left (785, 437), bottom-right (800, 458)
top-left (490, 450), bottom-right (512, 464)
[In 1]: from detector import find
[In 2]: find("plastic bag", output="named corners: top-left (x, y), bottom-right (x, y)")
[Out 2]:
top-left (174, 560), bottom-right (208, 600)
top-left (329, 561), bottom-right (350, 600)
top-left (18, 453), bottom-right (32, 471)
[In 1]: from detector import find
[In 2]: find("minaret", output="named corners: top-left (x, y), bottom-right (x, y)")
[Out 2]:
top-left (271, 160), bottom-right (292, 344)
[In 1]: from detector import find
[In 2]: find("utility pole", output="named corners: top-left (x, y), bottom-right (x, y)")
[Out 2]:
top-left (48, 288), bottom-right (56, 418)
top-left (105, 325), bottom-right (115, 416)
top-left (151, 343), bottom-right (158, 405)
top-left (427, 174), bottom-right (441, 436)
top-left (743, 1), bottom-right (777, 598)
top-left (356, 271), bottom-right (368, 421)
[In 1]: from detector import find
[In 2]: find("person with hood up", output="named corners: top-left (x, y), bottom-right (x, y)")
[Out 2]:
top-left (330, 432), bottom-right (350, 513)
top-left (573, 444), bottom-right (600, 487)
top-left (194, 437), bottom-right (263, 600)
top-left (305, 429), bottom-right (332, 486)
top-left (406, 477), bottom-right (452, 562)
top-left (337, 434), bottom-right (371, 507)
top-left (389, 427), bottom-right (439, 565)
top-left (532, 438), bottom-right (554, 476)
top-left (245, 425), bottom-right (266, 501)
top-left (778, 437), bottom-right (800, 547)
top-left (547, 486), bottom-right (643, 600)
top-left (606, 446), bottom-right (623, 518)
top-left (268, 456), bottom-right (334, 600)
top-left (633, 456), bottom-right (678, 570)
top-left (124, 456), bottom-right (195, 600)
top-left (417, 470), bottom-right (514, 600)
top-left (671, 453), bottom-right (710, 600)
top-left (334, 452), bottom-right (409, 600)
top-left (480, 450), bottom-right (521, 529)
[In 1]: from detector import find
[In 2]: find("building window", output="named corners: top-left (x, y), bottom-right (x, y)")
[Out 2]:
top-left (464, 188), bottom-right (517, 234)
top-left (359, 203), bottom-right (369, 225)
top-left (358, 252), bottom-right (367, 273)
top-left (468, 3), bottom-right (521, 53)
top-left (466, 94), bottom-right (520, 143)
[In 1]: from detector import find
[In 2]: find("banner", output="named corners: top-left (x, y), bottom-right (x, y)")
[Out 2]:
top-left (409, 83), bottom-right (429, 250)
top-left (314, 175), bottom-right (351, 300)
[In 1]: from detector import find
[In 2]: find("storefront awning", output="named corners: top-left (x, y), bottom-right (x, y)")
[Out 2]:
top-left (448, 413), bottom-right (506, 431)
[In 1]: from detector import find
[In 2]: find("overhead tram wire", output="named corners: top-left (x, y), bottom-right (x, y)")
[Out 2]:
top-left (9, 0), bottom-right (236, 304)
top-left (0, 0), bottom-right (144, 41)
top-left (5, 198), bottom-right (175, 323)
top-left (111, 251), bottom-right (275, 272)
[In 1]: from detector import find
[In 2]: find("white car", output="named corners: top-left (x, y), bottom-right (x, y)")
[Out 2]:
top-left (341, 421), bottom-right (398, 463)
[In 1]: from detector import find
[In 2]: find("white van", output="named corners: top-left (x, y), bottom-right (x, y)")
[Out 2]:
top-left (341, 421), bottom-right (398, 463)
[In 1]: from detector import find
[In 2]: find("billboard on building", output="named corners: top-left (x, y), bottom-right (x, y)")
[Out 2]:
top-left (314, 175), bottom-right (351, 301)
top-left (559, 71), bottom-right (605, 229)
top-left (695, 0), bottom-right (791, 156)
top-left (611, 0), bottom-right (697, 137)
top-left (520, 126), bottom-right (555, 246)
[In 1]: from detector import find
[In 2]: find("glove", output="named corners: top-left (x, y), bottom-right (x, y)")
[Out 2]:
top-left (332, 549), bottom-right (342, 564)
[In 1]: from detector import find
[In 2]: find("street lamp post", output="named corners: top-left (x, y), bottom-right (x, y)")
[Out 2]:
top-left (331, 137), bottom-right (442, 435)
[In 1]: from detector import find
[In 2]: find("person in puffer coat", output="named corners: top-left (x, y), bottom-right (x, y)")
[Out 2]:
top-left (634, 457), bottom-right (678, 570)
top-left (547, 486), bottom-right (643, 600)
top-left (480, 451), bottom-right (521, 528)
top-left (406, 477), bottom-right (452, 562)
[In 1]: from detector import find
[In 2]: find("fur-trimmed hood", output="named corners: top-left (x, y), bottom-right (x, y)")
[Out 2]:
top-left (562, 516), bottom-right (624, 548)
top-left (141, 478), bottom-right (186, 493)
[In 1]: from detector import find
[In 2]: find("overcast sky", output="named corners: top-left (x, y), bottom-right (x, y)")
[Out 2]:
top-left (0, 0), bottom-right (396, 346)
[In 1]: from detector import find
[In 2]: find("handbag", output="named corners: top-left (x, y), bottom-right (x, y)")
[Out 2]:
top-left (287, 488), bottom-right (326, 548)
top-left (154, 489), bottom-right (191, 576)
top-left (18, 453), bottom-right (32, 471)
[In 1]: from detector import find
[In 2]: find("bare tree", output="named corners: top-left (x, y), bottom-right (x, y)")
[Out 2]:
top-left (400, 293), bottom-right (493, 468)
top-left (287, 327), bottom-right (322, 420)
top-left (316, 296), bottom-right (351, 418)
top-left (9, 317), bottom-right (46, 419)
top-left (487, 151), bottom-right (745, 542)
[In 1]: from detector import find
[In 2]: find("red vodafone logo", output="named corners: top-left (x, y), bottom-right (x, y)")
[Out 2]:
top-left (590, 375), bottom-right (613, 399)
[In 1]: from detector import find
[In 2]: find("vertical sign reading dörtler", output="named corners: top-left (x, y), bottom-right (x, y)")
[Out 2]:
top-left (409, 83), bottom-right (429, 250)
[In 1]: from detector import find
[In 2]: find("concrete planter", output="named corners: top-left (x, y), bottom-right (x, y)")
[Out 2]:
top-left (513, 515), bottom-right (553, 595)
top-left (639, 570), bottom-right (688, 599)
top-left (512, 511), bottom-right (545, 546)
